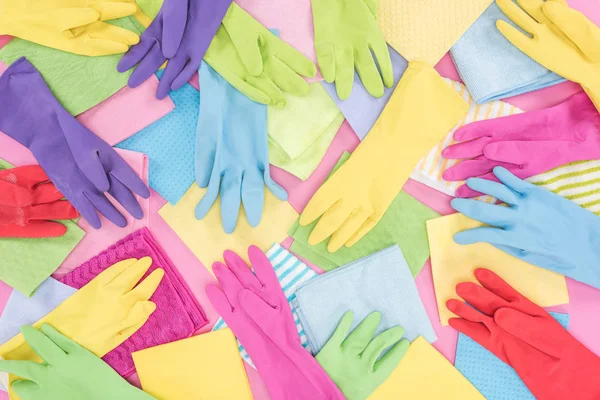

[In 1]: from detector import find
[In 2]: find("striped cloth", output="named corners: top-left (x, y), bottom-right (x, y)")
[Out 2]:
top-left (212, 243), bottom-right (317, 368)
top-left (411, 81), bottom-right (600, 212)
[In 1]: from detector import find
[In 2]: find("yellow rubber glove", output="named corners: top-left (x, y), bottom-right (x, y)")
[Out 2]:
top-left (496, 0), bottom-right (600, 111)
top-left (0, 258), bottom-right (163, 400)
top-left (0, 0), bottom-right (142, 56)
top-left (299, 62), bottom-right (468, 252)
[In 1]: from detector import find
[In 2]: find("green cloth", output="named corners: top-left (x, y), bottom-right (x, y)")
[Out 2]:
top-left (268, 83), bottom-right (344, 180)
top-left (0, 159), bottom-right (84, 297)
top-left (0, 17), bottom-right (141, 116)
top-left (137, 0), bottom-right (162, 19)
top-left (290, 152), bottom-right (439, 276)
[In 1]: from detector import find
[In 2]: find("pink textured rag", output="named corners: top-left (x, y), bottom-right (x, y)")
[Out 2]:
top-left (59, 228), bottom-right (207, 377)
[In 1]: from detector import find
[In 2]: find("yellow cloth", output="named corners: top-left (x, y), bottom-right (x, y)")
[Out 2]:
top-left (496, 0), bottom-right (600, 112)
top-left (299, 62), bottom-right (468, 252)
top-left (159, 184), bottom-right (298, 275)
top-left (0, 258), bottom-right (163, 400)
top-left (378, 0), bottom-right (492, 65)
top-left (370, 337), bottom-right (484, 399)
top-left (133, 329), bottom-right (252, 400)
top-left (427, 213), bottom-right (569, 325)
top-left (0, 0), bottom-right (144, 56)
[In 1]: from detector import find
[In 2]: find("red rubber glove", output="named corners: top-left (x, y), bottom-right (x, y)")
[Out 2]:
top-left (0, 165), bottom-right (78, 238)
top-left (447, 268), bottom-right (600, 400)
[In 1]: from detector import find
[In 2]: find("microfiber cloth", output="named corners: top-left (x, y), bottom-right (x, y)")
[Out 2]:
top-left (213, 243), bottom-right (317, 365)
top-left (455, 312), bottom-right (570, 400)
top-left (322, 45), bottom-right (408, 140)
top-left (59, 228), bottom-right (208, 377)
top-left (117, 70), bottom-right (199, 204)
top-left (378, 0), bottom-right (492, 65)
top-left (0, 159), bottom-right (85, 297)
top-left (291, 245), bottom-right (436, 354)
top-left (0, 17), bottom-right (141, 116)
top-left (450, 2), bottom-right (565, 104)
top-left (289, 152), bottom-right (438, 275)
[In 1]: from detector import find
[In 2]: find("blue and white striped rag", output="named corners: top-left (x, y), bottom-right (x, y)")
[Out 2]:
top-left (212, 243), bottom-right (317, 368)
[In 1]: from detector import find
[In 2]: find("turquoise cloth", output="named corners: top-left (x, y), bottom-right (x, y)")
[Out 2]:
top-left (455, 312), bottom-right (569, 399)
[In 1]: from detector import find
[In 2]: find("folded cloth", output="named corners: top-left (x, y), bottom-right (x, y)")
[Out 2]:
top-left (159, 183), bottom-right (298, 275)
top-left (59, 228), bottom-right (207, 377)
top-left (0, 17), bottom-right (141, 115)
top-left (378, 0), bottom-right (492, 65)
top-left (133, 329), bottom-right (253, 400)
top-left (291, 245), bottom-right (436, 355)
top-left (450, 2), bottom-right (565, 104)
top-left (322, 46), bottom-right (408, 140)
top-left (426, 212), bottom-right (569, 325)
top-left (0, 158), bottom-right (84, 297)
top-left (55, 150), bottom-right (150, 276)
top-left (455, 312), bottom-right (569, 400)
top-left (290, 152), bottom-right (438, 275)
top-left (370, 337), bottom-right (485, 399)
top-left (213, 243), bottom-right (317, 366)
top-left (117, 70), bottom-right (199, 204)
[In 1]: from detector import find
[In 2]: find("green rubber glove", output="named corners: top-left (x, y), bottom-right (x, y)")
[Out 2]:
top-left (316, 311), bottom-right (410, 400)
top-left (204, 3), bottom-right (317, 108)
top-left (311, 0), bottom-right (393, 100)
top-left (0, 325), bottom-right (156, 400)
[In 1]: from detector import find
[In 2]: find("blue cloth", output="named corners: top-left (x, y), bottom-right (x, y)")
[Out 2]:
top-left (0, 278), bottom-right (76, 391)
top-left (291, 245), bottom-right (436, 354)
top-left (193, 62), bottom-right (287, 233)
top-left (455, 312), bottom-right (569, 400)
top-left (322, 45), bottom-right (408, 140)
top-left (117, 70), bottom-right (199, 204)
top-left (450, 2), bottom-right (565, 104)
top-left (213, 243), bottom-right (317, 366)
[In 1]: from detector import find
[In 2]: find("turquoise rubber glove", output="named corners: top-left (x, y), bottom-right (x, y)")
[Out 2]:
top-left (452, 166), bottom-right (600, 289)
top-left (312, 0), bottom-right (393, 100)
top-left (0, 325), bottom-right (155, 400)
top-left (194, 62), bottom-right (288, 233)
top-left (316, 311), bottom-right (410, 400)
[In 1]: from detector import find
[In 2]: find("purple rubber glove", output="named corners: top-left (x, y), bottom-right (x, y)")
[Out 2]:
top-left (117, 0), bottom-right (233, 99)
top-left (442, 93), bottom-right (600, 198)
top-left (0, 58), bottom-right (150, 229)
top-left (206, 246), bottom-right (345, 400)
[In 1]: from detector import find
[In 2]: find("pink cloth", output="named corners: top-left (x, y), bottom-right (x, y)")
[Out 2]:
top-left (59, 228), bottom-right (208, 377)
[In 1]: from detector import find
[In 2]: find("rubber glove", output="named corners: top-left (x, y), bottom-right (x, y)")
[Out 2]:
top-left (451, 166), bottom-right (600, 289)
top-left (0, 166), bottom-right (78, 238)
top-left (194, 63), bottom-right (287, 234)
top-left (0, 0), bottom-right (140, 56)
top-left (442, 92), bottom-right (600, 198)
top-left (447, 268), bottom-right (600, 400)
top-left (0, 325), bottom-right (156, 400)
top-left (299, 62), bottom-right (468, 251)
top-left (496, 0), bottom-right (600, 112)
top-left (206, 246), bottom-right (345, 400)
top-left (312, 0), bottom-right (393, 100)
top-left (117, 0), bottom-right (232, 99)
top-left (0, 58), bottom-right (150, 229)
top-left (316, 311), bottom-right (410, 400)
top-left (204, 3), bottom-right (317, 107)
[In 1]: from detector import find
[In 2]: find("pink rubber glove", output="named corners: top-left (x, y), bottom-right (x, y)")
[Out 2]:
top-left (442, 93), bottom-right (600, 198)
top-left (206, 246), bottom-right (345, 400)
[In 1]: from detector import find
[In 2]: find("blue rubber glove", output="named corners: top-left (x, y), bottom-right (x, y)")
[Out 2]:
top-left (194, 62), bottom-right (288, 233)
top-left (451, 166), bottom-right (600, 289)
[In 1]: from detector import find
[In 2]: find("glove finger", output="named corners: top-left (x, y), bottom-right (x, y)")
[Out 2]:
top-left (156, 54), bottom-right (189, 100)
top-left (451, 198), bottom-right (514, 227)
top-left (493, 166), bottom-right (534, 194)
top-left (93, 258), bottom-right (138, 286)
top-left (77, 149), bottom-right (110, 193)
top-left (220, 173), bottom-right (242, 234)
top-left (84, 190), bottom-right (127, 228)
top-left (355, 45), bottom-right (384, 98)
top-left (0, 181), bottom-right (33, 207)
top-left (247, 245), bottom-right (281, 293)
top-left (124, 268), bottom-right (165, 302)
top-left (474, 268), bottom-right (543, 314)
top-left (442, 156), bottom-right (504, 182)
top-left (268, 57), bottom-right (311, 98)
top-left (48, 8), bottom-right (99, 32)
top-left (209, 66), bottom-right (272, 105)
top-left (117, 34), bottom-right (156, 73)
top-left (446, 299), bottom-right (491, 324)
top-left (448, 317), bottom-right (493, 347)
top-left (0, 222), bottom-right (67, 239)
top-left (496, 21), bottom-right (537, 56)
top-left (364, 325), bottom-right (407, 367)
top-left (484, 141), bottom-right (562, 168)
top-left (195, 128), bottom-right (218, 189)
top-left (161, 0), bottom-right (188, 58)
top-left (246, 75), bottom-right (286, 108)
top-left (91, 2), bottom-right (137, 21)
top-left (227, 31), bottom-right (263, 77)
top-left (87, 21), bottom-right (140, 46)
top-left (334, 47), bottom-right (355, 101)
top-left (464, 177), bottom-right (519, 205)
top-left (237, 288), bottom-right (277, 324)
top-left (32, 182), bottom-right (66, 205)
top-left (263, 169), bottom-right (288, 201)
top-left (496, 0), bottom-right (540, 36)
top-left (345, 214), bottom-right (381, 248)
top-left (453, 226), bottom-right (516, 248)
top-left (194, 173), bottom-right (221, 221)
top-left (307, 200), bottom-right (354, 246)
top-left (224, 248), bottom-right (263, 293)
top-left (107, 176), bottom-right (143, 220)
top-left (516, 0), bottom-right (547, 23)
top-left (206, 284), bottom-right (235, 321)
top-left (453, 120), bottom-right (497, 142)
top-left (171, 60), bottom-right (203, 92)
top-left (370, 40), bottom-right (394, 88)
top-left (110, 257), bottom-right (153, 292)
top-left (0, 165), bottom-right (47, 188)
top-left (0, 361), bottom-right (43, 383)
top-left (442, 137), bottom-right (490, 160)
top-left (271, 35), bottom-right (317, 79)
top-left (108, 149), bottom-right (149, 197)
top-left (372, 337), bottom-right (410, 378)
top-left (342, 312), bottom-right (381, 354)
top-left (241, 169), bottom-right (265, 228)
top-left (10, 379), bottom-right (41, 399)
top-left (454, 172), bottom-right (500, 198)
top-left (127, 45), bottom-right (166, 90)
top-left (39, 325), bottom-right (82, 355)
top-left (212, 261), bottom-right (245, 306)
top-left (116, 301), bottom-right (157, 339)
top-left (316, 43), bottom-right (336, 84)
top-left (299, 180), bottom-right (342, 227)
top-left (455, 281), bottom-right (512, 316)
top-left (322, 311), bottom-right (354, 349)
top-left (20, 325), bottom-right (66, 364)
top-left (28, 202), bottom-right (79, 221)
top-left (327, 208), bottom-right (371, 252)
